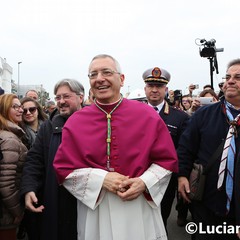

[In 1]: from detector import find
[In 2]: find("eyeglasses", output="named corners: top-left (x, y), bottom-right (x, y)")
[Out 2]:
top-left (182, 100), bottom-right (190, 103)
top-left (23, 107), bottom-right (37, 115)
top-left (54, 94), bottom-right (79, 102)
top-left (222, 74), bottom-right (240, 81)
top-left (12, 104), bottom-right (23, 111)
top-left (88, 69), bottom-right (120, 79)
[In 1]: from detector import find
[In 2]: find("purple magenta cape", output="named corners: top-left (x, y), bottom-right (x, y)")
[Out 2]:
top-left (54, 98), bottom-right (178, 184)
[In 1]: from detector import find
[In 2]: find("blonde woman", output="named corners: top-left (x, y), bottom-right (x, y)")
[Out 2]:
top-left (0, 94), bottom-right (28, 240)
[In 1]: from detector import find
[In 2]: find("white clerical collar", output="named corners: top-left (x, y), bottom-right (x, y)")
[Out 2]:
top-left (148, 101), bottom-right (165, 112)
top-left (96, 96), bottom-right (122, 106)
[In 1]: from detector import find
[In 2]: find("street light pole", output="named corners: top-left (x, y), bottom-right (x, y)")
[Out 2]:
top-left (17, 62), bottom-right (22, 98)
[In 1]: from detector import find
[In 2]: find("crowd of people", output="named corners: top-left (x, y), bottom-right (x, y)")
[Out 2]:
top-left (0, 55), bottom-right (240, 240)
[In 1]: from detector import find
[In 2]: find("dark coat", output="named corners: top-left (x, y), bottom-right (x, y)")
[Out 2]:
top-left (178, 97), bottom-right (240, 224)
top-left (158, 102), bottom-right (189, 226)
top-left (20, 111), bottom-right (77, 240)
top-left (159, 102), bottom-right (189, 148)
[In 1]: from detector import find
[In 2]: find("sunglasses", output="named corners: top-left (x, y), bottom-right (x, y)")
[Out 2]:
top-left (23, 107), bottom-right (37, 115)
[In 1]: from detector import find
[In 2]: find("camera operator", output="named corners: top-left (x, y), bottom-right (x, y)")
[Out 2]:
top-left (167, 89), bottom-right (183, 110)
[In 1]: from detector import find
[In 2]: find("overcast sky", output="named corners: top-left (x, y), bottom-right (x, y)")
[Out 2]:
top-left (1, 0), bottom-right (239, 100)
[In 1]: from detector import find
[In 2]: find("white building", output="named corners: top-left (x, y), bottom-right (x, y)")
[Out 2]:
top-left (0, 57), bottom-right (13, 93)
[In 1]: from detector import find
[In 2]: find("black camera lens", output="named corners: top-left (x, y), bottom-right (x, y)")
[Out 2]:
top-left (218, 82), bottom-right (224, 88)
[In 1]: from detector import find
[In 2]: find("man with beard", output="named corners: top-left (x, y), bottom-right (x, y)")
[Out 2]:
top-left (20, 79), bottom-right (84, 240)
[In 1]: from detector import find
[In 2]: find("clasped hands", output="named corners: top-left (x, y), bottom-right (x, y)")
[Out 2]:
top-left (103, 172), bottom-right (146, 201)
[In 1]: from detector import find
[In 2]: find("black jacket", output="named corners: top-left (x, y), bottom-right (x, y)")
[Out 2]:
top-left (157, 102), bottom-right (189, 226)
top-left (178, 98), bottom-right (240, 224)
top-left (159, 102), bottom-right (189, 149)
top-left (20, 111), bottom-right (77, 240)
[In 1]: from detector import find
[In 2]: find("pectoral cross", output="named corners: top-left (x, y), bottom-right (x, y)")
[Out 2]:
top-left (107, 156), bottom-right (115, 172)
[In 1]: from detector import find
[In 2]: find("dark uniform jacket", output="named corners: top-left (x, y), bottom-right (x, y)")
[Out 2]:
top-left (158, 102), bottom-right (189, 226)
top-left (178, 97), bottom-right (240, 224)
top-left (20, 110), bottom-right (77, 240)
top-left (159, 102), bottom-right (189, 148)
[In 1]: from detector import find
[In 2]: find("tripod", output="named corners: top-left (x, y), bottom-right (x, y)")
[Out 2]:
top-left (208, 55), bottom-right (219, 89)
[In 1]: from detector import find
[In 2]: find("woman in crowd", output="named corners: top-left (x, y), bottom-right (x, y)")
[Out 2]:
top-left (20, 97), bottom-right (48, 149)
top-left (0, 94), bottom-right (28, 240)
top-left (199, 88), bottom-right (219, 101)
top-left (186, 89), bottom-right (219, 116)
top-left (180, 94), bottom-right (192, 111)
top-left (18, 97), bottom-right (47, 240)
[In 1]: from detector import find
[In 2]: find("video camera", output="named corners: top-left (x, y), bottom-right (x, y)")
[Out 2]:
top-left (199, 39), bottom-right (224, 58)
top-left (174, 90), bottom-right (182, 101)
top-left (196, 38), bottom-right (224, 88)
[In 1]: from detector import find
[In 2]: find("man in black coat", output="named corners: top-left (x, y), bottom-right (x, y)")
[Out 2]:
top-left (143, 67), bottom-right (189, 228)
top-left (178, 59), bottom-right (240, 240)
top-left (20, 79), bottom-right (84, 240)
